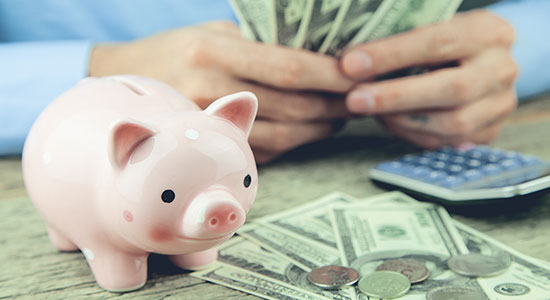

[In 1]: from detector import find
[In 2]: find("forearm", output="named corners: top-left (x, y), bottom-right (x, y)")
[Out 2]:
top-left (0, 40), bottom-right (92, 155)
top-left (487, 0), bottom-right (550, 99)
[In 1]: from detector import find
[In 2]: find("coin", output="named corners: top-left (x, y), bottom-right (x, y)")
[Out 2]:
top-left (307, 265), bottom-right (360, 289)
top-left (426, 286), bottom-right (488, 300)
top-left (447, 253), bottom-right (510, 277)
top-left (376, 258), bottom-right (430, 283)
top-left (358, 271), bottom-right (410, 299)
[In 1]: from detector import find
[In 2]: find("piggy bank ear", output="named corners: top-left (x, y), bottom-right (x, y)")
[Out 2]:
top-left (108, 120), bottom-right (156, 170)
top-left (204, 92), bottom-right (258, 138)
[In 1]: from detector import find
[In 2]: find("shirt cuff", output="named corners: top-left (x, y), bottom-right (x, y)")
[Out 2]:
top-left (0, 40), bottom-right (92, 156)
top-left (487, 0), bottom-right (550, 100)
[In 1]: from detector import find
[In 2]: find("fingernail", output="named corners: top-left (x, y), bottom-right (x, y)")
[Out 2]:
top-left (343, 50), bottom-right (372, 78)
top-left (347, 89), bottom-right (375, 113)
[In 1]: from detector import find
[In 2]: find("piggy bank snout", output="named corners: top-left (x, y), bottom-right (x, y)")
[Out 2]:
top-left (181, 191), bottom-right (246, 239)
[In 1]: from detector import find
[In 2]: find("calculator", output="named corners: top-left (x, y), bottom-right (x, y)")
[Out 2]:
top-left (369, 146), bottom-right (550, 204)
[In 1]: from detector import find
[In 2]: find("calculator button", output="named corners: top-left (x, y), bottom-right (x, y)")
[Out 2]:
top-left (423, 171), bottom-right (448, 183)
top-left (436, 153), bottom-right (450, 161)
top-left (463, 169), bottom-right (483, 181)
top-left (447, 164), bottom-right (464, 174)
top-left (451, 156), bottom-right (466, 164)
top-left (467, 159), bottom-right (482, 168)
top-left (401, 154), bottom-right (418, 163)
top-left (417, 157), bottom-right (432, 165)
top-left (485, 154), bottom-right (500, 163)
top-left (499, 159), bottom-right (521, 170)
top-left (439, 175), bottom-right (466, 189)
top-left (376, 162), bottom-right (415, 175)
top-left (432, 161), bottom-right (447, 169)
top-left (481, 164), bottom-right (502, 175)
top-left (412, 166), bottom-right (431, 175)
top-left (466, 149), bottom-right (484, 159)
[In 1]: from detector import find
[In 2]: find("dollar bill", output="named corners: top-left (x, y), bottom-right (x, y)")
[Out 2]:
top-left (192, 262), bottom-right (327, 300)
top-left (330, 201), bottom-right (480, 300)
top-left (454, 221), bottom-right (550, 300)
top-left (275, 0), bottom-right (315, 47)
top-left (194, 236), bottom-right (353, 300)
top-left (346, 192), bottom-right (550, 299)
top-left (230, 0), bottom-right (277, 43)
top-left (238, 192), bottom-right (356, 271)
top-left (349, 0), bottom-right (462, 46)
top-left (319, 0), bottom-right (384, 55)
top-left (301, 0), bottom-right (352, 51)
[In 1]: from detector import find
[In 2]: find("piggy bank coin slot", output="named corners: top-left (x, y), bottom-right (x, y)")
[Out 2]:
top-left (111, 77), bottom-right (149, 96)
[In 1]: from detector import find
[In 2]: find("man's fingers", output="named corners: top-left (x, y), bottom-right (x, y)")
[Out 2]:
top-left (181, 71), bottom-right (350, 122)
top-left (201, 21), bottom-right (241, 35)
top-left (341, 10), bottom-right (515, 79)
top-left (249, 120), bottom-right (337, 155)
top-left (382, 114), bottom-right (505, 149)
top-left (346, 47), bottom-right (518, 114)
top-left (183, 31), bottom-right (354, 92)
top-left (380, 89), bottom-right (517, 138)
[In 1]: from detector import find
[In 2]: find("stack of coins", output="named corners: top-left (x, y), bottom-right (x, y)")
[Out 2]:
top-left (307, 253), bottom-right (510, 299)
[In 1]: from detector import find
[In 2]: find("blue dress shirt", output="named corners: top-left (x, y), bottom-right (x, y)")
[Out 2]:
top-left (1, 0), bottom-right (549, 155)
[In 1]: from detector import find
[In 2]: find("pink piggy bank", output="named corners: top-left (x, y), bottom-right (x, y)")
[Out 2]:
top-left (22, 75), bottom-right (258, 291)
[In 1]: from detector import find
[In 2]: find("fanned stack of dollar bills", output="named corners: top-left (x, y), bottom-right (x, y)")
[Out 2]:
top-left (230, 0), bottom-right (463, 56)
top-left (192, 191), bottom-right (550, 300)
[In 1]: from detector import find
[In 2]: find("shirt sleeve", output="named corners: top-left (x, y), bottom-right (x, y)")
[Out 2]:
top-left (0, 40), bottom-right (92, 156)
top-left (487, 0), bottom-right (550, 100)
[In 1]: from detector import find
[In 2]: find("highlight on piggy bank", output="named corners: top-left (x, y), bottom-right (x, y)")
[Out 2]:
top-left (22, 75), bottom-right (259, 291)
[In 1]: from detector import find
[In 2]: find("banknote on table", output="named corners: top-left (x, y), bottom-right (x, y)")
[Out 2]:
top-left (192, 237), bottom-right (353, 300)
top-left (238, 192), bottom-right (356, 271)
top-left (329, 199), bottom-right (486, 300)
top-left (354, 192), bottom-right (550, 300)
top-left (454, 221), bottom-right (550, 299)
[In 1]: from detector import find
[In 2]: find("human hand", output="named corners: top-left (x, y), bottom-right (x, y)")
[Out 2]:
top-left (340, 10), bottom-right (518, 149)
top-left (89, 21), bottom-right (354, 164)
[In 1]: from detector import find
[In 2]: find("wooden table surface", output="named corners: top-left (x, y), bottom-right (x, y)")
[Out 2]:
top-left (1, 96), bottom-right (550, 299)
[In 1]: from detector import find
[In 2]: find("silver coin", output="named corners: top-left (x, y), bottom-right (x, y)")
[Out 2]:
top-left (376, 258), bottom-right (430, 283)
top-left (426, 286), bottom-right (488, 300)
top-left (447, 253), bottom-right (510, 277)
top-left (358, 271), bottom-right (410, 299)
top-left (307, 265), bottom-right (360, 289)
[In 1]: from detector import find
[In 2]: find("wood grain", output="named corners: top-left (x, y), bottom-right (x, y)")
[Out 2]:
top-left (1, 97), bottom-right (549, 299)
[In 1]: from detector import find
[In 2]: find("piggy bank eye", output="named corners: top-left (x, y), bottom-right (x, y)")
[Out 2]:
top-left (161, 189), bottom-right (175, 203)
top-left (243, 174), bottom-right (252, 188)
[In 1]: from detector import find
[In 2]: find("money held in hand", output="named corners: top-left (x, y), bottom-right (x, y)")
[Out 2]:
top-left (357, 271), bottom-right (411, 299)
top-left (375, 258), bottom-right (430, 284)
top-left (307, 265), bottom-right (360, 289)
top-left (447, 253), bottom-right (511, 277)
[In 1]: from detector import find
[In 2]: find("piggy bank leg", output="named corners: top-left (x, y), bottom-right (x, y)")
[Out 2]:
top-left (84, 247), bottom-right (149, 292)
top-left (169, 248), bottom-right (218, 270)
top-left (46, 226), bottom-right (78, 251)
